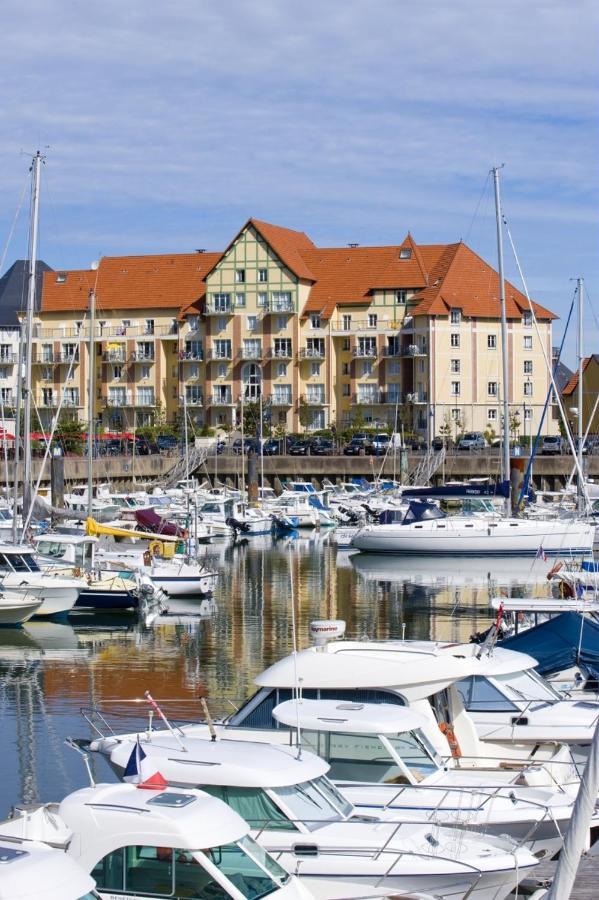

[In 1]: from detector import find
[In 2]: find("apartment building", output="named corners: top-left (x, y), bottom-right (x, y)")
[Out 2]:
top-left (34, 218), bottom-right (559, 439)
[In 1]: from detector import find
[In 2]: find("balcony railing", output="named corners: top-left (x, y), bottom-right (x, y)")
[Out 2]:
top-left (299, 347), bottom-right (325, 359)
top-left (103, 349), bottom-right (127, 363)
top-left (205, 301), bottom-right (233, 316)
top-left (352, 345), bottom-right (377, 358)
top-left (0, 393), bottom-right (15, 406)
top-left (131, 351), bottom-right (155, 362)
top-left (210, 392), bottom-right (234, 406)
top-left (268, 347), bottom-right (293, 360)
top-left (304, 395), bottom-right (327, 406)
top-left (383, 344), bottom-right (427, 357)
top-left (238, 346), bottom-right (263, 361)
top-left (263, 298), bottom-right (294, 314)
top-left (180, 350), bottom-right (204, 361)
top-left (185, 393), bottom-right (204, 407)
top-left (38, 394), bottom-right (81, 408)
top-left (59, 351), bottom-right (80, 364)
top-left (0, 353), bottom-right (17, 364)
top-left (135, 396), bottom-right (156, 407)
top-left (269, 393), bottom-right (293, 407)
top-left (330, 317), bottom-right (401, 335)
top-left (33, 323), bottom-right (178, 340)
top-left (104, 393), bottom-right (133, 407)
top-left (207, 348), bottom-right (233, 361)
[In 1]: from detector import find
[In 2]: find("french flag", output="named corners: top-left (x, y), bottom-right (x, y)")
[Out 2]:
top-left (123, 737), bottom-right (168, 790)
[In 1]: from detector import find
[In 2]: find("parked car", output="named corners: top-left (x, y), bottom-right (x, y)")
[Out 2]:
top-left (366, 434), bottom-right (390, 456)
top-left (310, 438), bottom-right (335, 456)
top-left (156, 434), bottom-right (179, 452)
top-left (457, 432), bottom-right (487, 452)
top-left (288, 438), bottom-right (311, 456)
top-left (232, 437), bottom-right (261, 455)
top-left (541, 435), bottom-right (562, 456)
top-left (263, 438), bottom-right (282, 456)
top-left (344, 438), bottom-right (366, 456)
top-left (431, 435), bottom-right (452, 451)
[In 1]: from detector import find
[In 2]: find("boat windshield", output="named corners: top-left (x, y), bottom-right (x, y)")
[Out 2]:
top-left (0, 551), bottom-right (40, 572)
top-left (273, 776), bottom-right (352, 831)
top-left (386, 730), bottom-right (442, 779)
top-left (494, 669), bottom-right (562, 704)
top-left (201, 502), bottom-right (222, 515)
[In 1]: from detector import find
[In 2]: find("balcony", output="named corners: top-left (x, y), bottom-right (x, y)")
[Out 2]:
top-left (180, 349), bottom-right (204, 361)
top-left (135, 395), bottom-right (156, 407)
top-left (238, 346), bottom-right (263, 361)
top-left (383, 344), bottom-right (426, 357)
top-left (205, 300), bottom-right (233, 316)
top-left (353, 345), bottom-right (378, 359)
top-left (185, 393), bottom-right (204, 407)
top-left (299, 347), bottom-right (325, 360)
top-left (38, 393), bottom-right (81, 408)
top-left (0, 393), bottom-right (15, 407)
top-left (304, 395), bottom-right (327, 406)
top-left (210, 391), bottom-right (234, 406)
top-left (269, 393), bottom-right (293, 407)
top-left (405, 391), bottom-right (428, 404)
top-left (103, 348), bottom-right (127, 363)
top-left (0, 353), bottom-right (16, 365)
top-left (330, 317), bottom-right (401, 335)
top-left (131, 351), bottom-right (155, 363)
top-left (263, 298), bottom-right (294, 314)
top-left (268, 346), bottom-right (293, 360)
top-left (104, 393), bottom-right (133, 407)
top-left (59, 351), bottom-right (80, 364)
top-left (207, 348), bottom-right (232, 361)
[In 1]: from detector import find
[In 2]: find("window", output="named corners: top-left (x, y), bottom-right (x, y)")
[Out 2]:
top-left (523, 310), bottom-right (532, 326)
top-left (524, 360), bottom-right (533, 374)
top-left (56, 272), bottom-right (67, 283)
top-left (277, 316), bottom-right (287, 331)
top-left (217, 317), bottom-right (227, 332)
top-left (450, 333), bottom-right (460, 348)
top-left (488, 409), bottom-right (497, 420)
top-left (271, 291), bottom-right (292, 311)
top-left (388, 360), bottom-right (400, 375)
top-left (235, 268), bottom-right (245, 283)
top-left (184, 340), bottom-right (203, 360)
top-left (141, 365), bottom-right (151, 380)
top-left (451, 381), bottom-right (460, 396)
top-left (136, 342), bottom-right (154, 361)
top-left (342, 362), bottom-right (350, 375)
top-left (342, 383), bottom-right (350, 396)
top-left (277, 363), bottom-right (287, 377)
top-left (310, 314), bottom-right (322, 329)
top-left (362, 361), bottom-right (373, 376)
top-left (217, 363), bottom-right (227, 378)
top-left (306, 338), bottom-right (324, 357)
top-left (342, 338), bottom-right (350, 351)
top-left (188, 315), bottom-right (199, 332)
top-left (213, 340), bottom-right (232, 359)
top-left (144, 319), bottom-right (154, 335)
top-left (273, 338), bottom-right (292, 358)
top-left (257, 292), bottom-right (267, 307)
top-left (311, 362), bottom-right (321, 376)
top-left (487, 334), bottom-right (497, 349)
top-left (342, 314), bottom-right (352, 331)
top-left (450, 359), bottom-right (460, 373)
top-left (273, 385), bottom-right (292, 404)
top-left (212, 293), bottom-right (231, 312)
top-left (450, 308), bottom-right (461, 324)
top-left (456, 676), bottom-right (517, 712)
top-left (243, 339), bottom-right (261, 359)
top-left (524, 335), bottom-right (533, 350)
top-left (524, 407), bottom-right (532, 420)
top-left (358, 337), bottom-right (377, 357)
top-left (41, 366), bottom-right (52, 381)
top-left (451, 408), bottom-right (461, 422)
top-left (113, 365), bottom-right (122, 380)
top-left (41, 343), bottom-right (53, 363)
top-left (399, 247), bottom-right (412, 259)
top-left (137, 387), bottom-right (154, 406)
top-left (524, 381), bottom-right (533, 396)
top-left (358, 384), bottom-right (378, 403)
top-left (488, 381), bottom-right (498, 397)
top-left (0, 367), bottom-right (8, 380)
top-left (258, 268), bottom-right (268, 282)
top-left (247, 315), bottom-right (257, 331)
top-left (235, 292), bottom-right (246, 308)
top-left (395, 289), bottom-right (407, 303)
top-left (368, 313), bottom-right (377, 328)
top-left (307, 384), bottom-right (325, 403)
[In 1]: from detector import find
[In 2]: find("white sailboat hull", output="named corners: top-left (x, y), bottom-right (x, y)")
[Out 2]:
top-left (352, 517), bottom-right (594, 556)
top-left (0, 596), bottom-right (41, 625)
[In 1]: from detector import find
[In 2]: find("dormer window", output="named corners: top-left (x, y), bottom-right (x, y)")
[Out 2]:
top-left (450, 308), bottom-right (461, 324)
top-left (399, 248), bottom-right (412, 260)
top-left (56, 272), bottom-right (67, 283)
top-left (523, 310), bottom-right (532, 327)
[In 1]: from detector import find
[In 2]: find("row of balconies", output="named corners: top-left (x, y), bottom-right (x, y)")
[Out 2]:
top-left (351, 390), bottom-right (428, 405)
top-left (32, 323), bottom-right (179, 340)
top-left (204, 299), bottom-right (295, 316)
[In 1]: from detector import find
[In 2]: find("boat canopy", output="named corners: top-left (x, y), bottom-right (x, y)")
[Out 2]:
top-left (402, 481), bottom-right (511, 500)
top-left (403, 501), bottom-right (445, 523)
top-left (501, 612), bottom-right (599, 680)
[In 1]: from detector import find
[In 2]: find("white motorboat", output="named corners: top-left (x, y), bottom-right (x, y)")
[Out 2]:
top-left (270, 698), bottom-right (580, 858)
top-left (0, 782), bottom-right (309, 899)
top-left (198, 498), bottom-right (272, 536)
top-left (0, 589), bottom-right (42, 625)
top-left (351, 499), bottom-right (594, 556)
top-left (227, 623), bottom-right (582, 793)
top-left (0, 837), bottom-right (97, 900)
top-left (0, 544), bottom-right (81, 616)
top-left (90, 731), bottom-right (538, 899)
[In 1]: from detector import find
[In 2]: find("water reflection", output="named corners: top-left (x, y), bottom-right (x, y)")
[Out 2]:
top-left (0, 536), bottom-right (556, 813)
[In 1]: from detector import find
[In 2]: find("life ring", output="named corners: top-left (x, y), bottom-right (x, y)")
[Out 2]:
top-left (149, 540), bottom-right (163, 558)
top-left (439, 722), bottom-right (462, 759)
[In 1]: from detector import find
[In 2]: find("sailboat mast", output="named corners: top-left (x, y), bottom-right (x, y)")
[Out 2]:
top-left (492, 166), bottom-right (510, 515)
top-left (87, 287), bottom-right (96, 518)
top-left (22, 151), bottom-right (43, 535)
top-left (577, 277), bottom-right (584, 508)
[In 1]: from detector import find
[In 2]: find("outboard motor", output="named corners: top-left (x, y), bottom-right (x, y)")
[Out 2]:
top-left (225, 516), bottom-right (251, 539)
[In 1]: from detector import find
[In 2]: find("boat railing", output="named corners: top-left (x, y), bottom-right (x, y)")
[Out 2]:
top-left (444, 750), bottom-right (583, 784)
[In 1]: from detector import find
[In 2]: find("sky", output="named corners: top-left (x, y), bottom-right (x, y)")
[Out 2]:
top-left (0, 0), bottom-right (597, 367)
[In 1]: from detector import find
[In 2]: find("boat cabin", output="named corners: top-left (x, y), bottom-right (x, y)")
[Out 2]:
top-left (0, 838), bottom-right (97, 900)
top-left (33, 534), bottom-right (97, 570)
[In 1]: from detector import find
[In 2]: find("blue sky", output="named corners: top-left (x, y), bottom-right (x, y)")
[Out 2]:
top-left (0, 0), bottom-right (597, 366)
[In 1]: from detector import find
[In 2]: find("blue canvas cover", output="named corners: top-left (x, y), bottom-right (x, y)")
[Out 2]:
top-left (502, 612), bottom-right (599, 680)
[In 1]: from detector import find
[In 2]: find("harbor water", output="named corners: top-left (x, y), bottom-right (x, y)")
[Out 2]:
top-left (0, 534), bottom-right (555, 814)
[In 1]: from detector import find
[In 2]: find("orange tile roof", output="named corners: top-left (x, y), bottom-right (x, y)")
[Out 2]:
top-left (562, 356), bottom-right (598, 396)
top-left (41, 252), bottom-right (221, 314)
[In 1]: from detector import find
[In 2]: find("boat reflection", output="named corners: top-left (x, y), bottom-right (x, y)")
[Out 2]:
top-left (350, 552), bottom-right (554, 587)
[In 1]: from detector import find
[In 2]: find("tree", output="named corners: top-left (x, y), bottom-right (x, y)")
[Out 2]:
top-left (55, 413), bottom-right (85, 455)
top-left (298, 396), bottom-right (311, 433)
top-left (242, 400), bottom-right (260, 436)
top-left (438, 412), bottom-right (452, 448)
top-left (509, 409), bottom-right (521, 441)
top-left (351, 404), bottom-right (365, 432)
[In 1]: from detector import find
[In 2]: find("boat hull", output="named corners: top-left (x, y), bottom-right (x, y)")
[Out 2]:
top-left (351, 519), bottom-right (594, 555)
top-left (0, 599), bottom-right (41, 625)
top-left (150, 573), bottom-right (217, 596)
top-left (74, 589), bottom-right (137, 611)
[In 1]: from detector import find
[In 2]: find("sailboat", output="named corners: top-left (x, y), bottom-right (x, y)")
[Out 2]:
top-left (351, 169), bottom-right (594, 557)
